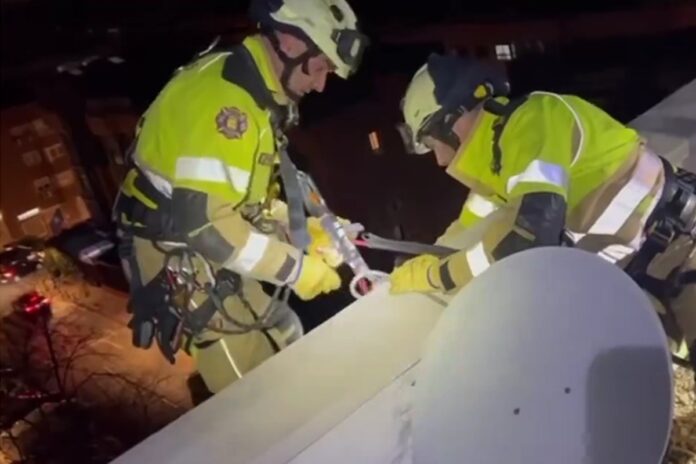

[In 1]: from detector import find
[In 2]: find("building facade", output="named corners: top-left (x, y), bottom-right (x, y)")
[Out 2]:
top-left (0, 104), bottom-right (91, 245)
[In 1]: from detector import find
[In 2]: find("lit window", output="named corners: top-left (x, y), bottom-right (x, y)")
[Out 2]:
top-left (32, 118), bottom-right (53, 137)
top-left (10, 124), bottom-right (35, 146)
top-left (9, 124), bottom-right (32, 138)
top-left (44, 143), bottom-right (67, 163)
top-left (34, 177), bottom-right (55, 200)
top-left (17, 207), bottom-right (40, 221)
top-left (368, 131), bottom-right (382, 155)
top-left (21, 150), bottom-right (42, 167)
top-left (54, 170), bottom-right (76, 188)
top-left (495, 44), bottom-right (515, 61)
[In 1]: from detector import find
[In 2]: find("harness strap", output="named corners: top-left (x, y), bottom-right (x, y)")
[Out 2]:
top-left (222, 46), bottom-right (309, 249)
top-left (625, 159), bottom-right (693, 279)
top-left (486, 96), bottom-right (529, 175)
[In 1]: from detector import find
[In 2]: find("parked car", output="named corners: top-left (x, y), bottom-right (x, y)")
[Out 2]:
top-left (46, 222), bottom-right (128, 292)
top-left (12, 290), bottom-right (51, 316)
top-left (4, 236), bottom-right (46, 252)
top-left (0, 244), bottom-right (43, 284)
top-left (46, 222), bottom-right (116, 265)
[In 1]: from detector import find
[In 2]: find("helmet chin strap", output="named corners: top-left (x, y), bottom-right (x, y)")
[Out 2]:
top-left (424, 109), bottom-right (464, 152)
top-left (437, 130), bottom-right (461, 152)
top-left (266, 32), bottom-right (321, 102)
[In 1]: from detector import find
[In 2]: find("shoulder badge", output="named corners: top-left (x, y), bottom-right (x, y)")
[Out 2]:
top-left (216, 107), bottom-right (248, 139)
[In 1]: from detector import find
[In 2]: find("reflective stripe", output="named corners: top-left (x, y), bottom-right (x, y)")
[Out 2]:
top-left (141, 168), bottom-right (173, 198)
top-left (507, 159), bottom-right (568, 194)
top-left (466, 194), bottom-right (499, 218)
top-left (132, 155), bottom-right (174, 198)
top-left (564, 230), bottom-right (585, 244)
top-left (234, 232), bottom-right (269, 272)
top-left (218, 338), bottom-right (243, 380)
top-left (564, 232), bottom-right (641, 264)
top-left (466, 242), bottom-right (491, 277)
top-left (531, 91), bottom-right (584, 165)
top-left (588, 150), bottom-right (662, 236)
top-left (629, 188), bottom-right (661, 250)
top-left (199, 53), bottom-right (226, 73)
top-left (175, 157), bottom-right (251, 192)
top-left (598, 244), bottom-right (637, 264)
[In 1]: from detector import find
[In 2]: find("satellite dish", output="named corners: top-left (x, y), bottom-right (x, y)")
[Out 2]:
top-left (412, 248), bottom-right (673, 464)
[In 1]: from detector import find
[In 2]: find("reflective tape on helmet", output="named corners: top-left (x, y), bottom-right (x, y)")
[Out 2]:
top-left (507, 159), bottom-right (568, 194)
top-left (466, 242), bottom-right (491, 277)
top-left (332, 28), bottom-right (368, 70)
top-left (466, 194), bottom-right (499, 218)
top-left (234, 232), bottom-right (270, 273)
top-left (588, 150), bottom-right (662, 236)
top-left (175, 157), bottom-right (251, 192)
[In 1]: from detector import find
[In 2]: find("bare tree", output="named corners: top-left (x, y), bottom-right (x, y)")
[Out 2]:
top-left (0, 314), bottom-right (186, 463)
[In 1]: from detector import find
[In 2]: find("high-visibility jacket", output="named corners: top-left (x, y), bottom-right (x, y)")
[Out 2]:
top-left (436, 91), bottom-right (665, 291)
top-left (117, 35), bottom-right (301, 286)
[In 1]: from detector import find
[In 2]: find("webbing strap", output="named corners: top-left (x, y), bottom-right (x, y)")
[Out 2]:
top-left (487, 96), bottom-right (529, 175)
top-left (115, 187), bottom-right (179, 242)
top-left (278, 147), bottom-right (311, 249)
top-left (222, 45), bottom-right (309, 249)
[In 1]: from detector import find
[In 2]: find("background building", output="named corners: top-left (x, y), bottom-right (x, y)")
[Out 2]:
top-left (0, 104), bottom-right (91, 245)
top-left (85, 97), bottom-right (140, 207)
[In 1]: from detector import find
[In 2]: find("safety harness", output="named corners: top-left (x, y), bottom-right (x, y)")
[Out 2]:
top-left (448, 91), bottom-right (696, 370)
top-left (485, 96), bottom-right (529, 176)
top-left (626, 164), bottom-right (696, 276)
top-left (221, 44), bottom-right (312, 249)
top-left (115, 44), bottom-right (306, 363)
top-left (484, 95), bottom-right (696, 278)
top-left (624, 163), bottom-right (696, 323)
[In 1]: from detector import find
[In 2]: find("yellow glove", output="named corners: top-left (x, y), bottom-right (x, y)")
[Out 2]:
top-left (291, 254), bottom-right (342, 301)
top-left (389, 254), bottom-right (443, 295)
top-left (307, 216), bottom-right (365, 268)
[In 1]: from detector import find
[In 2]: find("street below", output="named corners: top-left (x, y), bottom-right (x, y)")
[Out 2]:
top-left (0, 271), bottom-right (195, 426)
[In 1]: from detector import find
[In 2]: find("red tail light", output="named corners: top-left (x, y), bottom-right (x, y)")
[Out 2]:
top-left (25, 304), bottom-right (38, 314)
top-left (21, 293), bottom-right (49, 314)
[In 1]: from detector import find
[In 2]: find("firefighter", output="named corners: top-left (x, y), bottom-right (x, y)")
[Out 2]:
top-left (113, 0), bottom-right (368, 393)
top-left (392, 54), bottom-right (696, 365)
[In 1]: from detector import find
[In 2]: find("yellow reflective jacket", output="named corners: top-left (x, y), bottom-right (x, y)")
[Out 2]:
top-left (435, 92), bottom-right (664, 290)
top-left (119, 35), bottom-right (302, 285)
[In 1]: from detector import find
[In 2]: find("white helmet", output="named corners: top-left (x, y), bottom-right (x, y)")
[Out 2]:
top-left (399, 63), bottom-right (441, 154)
top-left (249, 0), bottom-right (368, 80)
top-left (397, 54), bottom-right (510, 155)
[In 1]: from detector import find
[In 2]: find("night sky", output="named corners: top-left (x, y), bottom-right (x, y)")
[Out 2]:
top-left (3, 0), bottom-right (694, 109)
